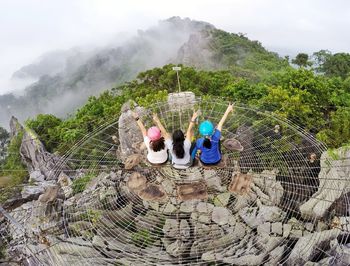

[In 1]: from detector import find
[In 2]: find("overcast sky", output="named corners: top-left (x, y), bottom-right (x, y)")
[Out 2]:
top-left (1, 0), bottom-right (350, 94)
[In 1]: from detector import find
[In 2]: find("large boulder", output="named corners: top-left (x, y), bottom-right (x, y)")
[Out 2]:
top-left (167, 91), bottom-right (196, 111)
top-left (175, 30), bottom-right (216, 69)
top-left (9, 116), bottom-right (23, 138)
top-left (252, 170), bottom-right (284, 206)
top-left (19, 126), bottom-right (68, 180)
top-left (118, 100), bottom-right (145, 159)
top-left (286, 229), bottom-right (341, 266)
top-left (300, 148), bottom-right (350, 219)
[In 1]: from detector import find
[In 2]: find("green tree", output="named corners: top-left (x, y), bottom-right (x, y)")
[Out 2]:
top-left (26, 114), bottom-right (62, 153)
top-left (292, 53), bottom-right (312, 68)
top-left (0, 126), bottom-right (9, 164)
top-left (322, 53), bottom-right (350, 79)
top-left (317, 107), bottom-right (350, 147)
top-left (312, 49), bottom-right (332, 72)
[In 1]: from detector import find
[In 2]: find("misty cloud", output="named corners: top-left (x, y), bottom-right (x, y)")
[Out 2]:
top-left (1, 0), bottom-right (350, 95)
top-left (0, 17), bottom-right (213, 128)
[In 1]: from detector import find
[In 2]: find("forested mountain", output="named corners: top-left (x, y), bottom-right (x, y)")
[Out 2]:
top-left (0, 17), bottom-right (288, 128)
top-left (1, 16), bottom-right (350, 201)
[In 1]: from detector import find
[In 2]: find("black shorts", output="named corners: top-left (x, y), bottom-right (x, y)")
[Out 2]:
top-left (200, 158), bottom-right (221, 166)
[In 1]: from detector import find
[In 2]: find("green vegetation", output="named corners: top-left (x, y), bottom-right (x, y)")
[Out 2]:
top-left (292, 53), bottom-right (312, 68)
top-left (71, 173), bottom-right (95, 195)
top-left (131, 229), bottom-right (156, 248)
top-left (0, 244), bottom-right (6, 259)
top-left (2, 42), bottom-right (350, 198)
top-left (313, 51), bottom-right (350, 79)
top-left (26, 114), bottom-right (62, 153)
top-left (0, 130), bottom-right (28, 203)
top-left (20, 63), bottom-right (350, 154)
top-left (81, 209), bottom-right (102, 225)
top-left (0, 126), bottom-right (9, 164)
top-left (209, 29), bottom-right (290, 81)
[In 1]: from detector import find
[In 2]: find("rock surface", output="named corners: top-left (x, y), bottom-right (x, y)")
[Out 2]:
top-left (118, 101), bottom-right (145, 159)
top-left (20, 127), bottom-right (67, 180)
top-left (300, 147), bottom-right (350, 219)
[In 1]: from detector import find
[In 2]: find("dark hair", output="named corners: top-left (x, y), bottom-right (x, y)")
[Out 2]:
top-left (172, 130), bottom-right (185, 159)
top-left (203, 138), bottom-right (212, 149)
top-left (150, 137), bottom-right (165, 152)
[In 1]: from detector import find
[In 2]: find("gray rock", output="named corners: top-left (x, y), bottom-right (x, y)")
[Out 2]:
top-left (163, 219), bottom-right (179, 238)
top-left (214, 193), bottom-right (231, 207)
top-left (290, 230), bottom-right (303, 238)
top-left (257, 222), bottom-right (271, 235)
top-left (331, 241), bottom-right (350, 265)
top-left (288, 217), bottom-right (304, 230)
top-left (148, 201), bottom-right (159, 211)
top-left (162, 202), bottom-right (177, 214)
top-left (179, 220), bottom-right (190, 240)
top-left (300, 148), bottom-right (350, 219)
top-left (99, 187), bottom-right (117, 201)
top-left (190, 212), bottom-right (198, 221)
top-left (252, 170), bottom-right (284, 206)
top-left (167, 91), bottom-right (196, 111)
top-left (212, 207), bottom-right (230, 225)
top-left (86, 172), bottom-right (109, 191)
top-left (283, 224), bottom-right (292, 238)
top-left (305, 222), bottom-right (314, 232)
top-left (175, 27), bottom-right (216, 69)
top-left (110, 171), bottom-right (122, 182)
top-left (61, 186), bottom-right (73, 199)
top-left (179, 200), bottom-right (197, 213)
top-left (239, 206), bottom-right (285, 228)
top-left (20, 127), bottom-right (68, 180)
top-left (205, 173), bottom-right (225, 192)
top-left (9, 116), bottom-right (23, 137)
top-left (118, 101), bottom-right (145, 159)
top-left (228, 216), bottom-right (237, 226)
top-left (271, 222), bottom-right (283, 236)
top-left (29, 170), bottom-right (45, 182)
top-left (201, 251), bottom-right (216, 262)
top-left (231, 192), bottom-right (257, 213)
top-left (165, 239), bottom-right (187, 257)
top-left (287, 229), bottom-right (341, 265)
top-left (21, 185), bottom-right (45, 199)
top-left (316, 221), bottom-right (328, 232)
top-left (269, 245), bottom-right (285, 264)
top-left (196, 202), bottom-right (214, 213)
top-left (198, 214), bottom-right (211, 224)
top-left (232, 222), bottom-right (247, 240)
top-left (339, 217), bottom-right (350, 231)
top-left (161, 179), bottom-right (175, 195)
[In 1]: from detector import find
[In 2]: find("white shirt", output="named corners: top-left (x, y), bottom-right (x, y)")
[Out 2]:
top-left (144, 136), bottom-right (168, 164)
top-left (165, 139), bottom-right (192, 169)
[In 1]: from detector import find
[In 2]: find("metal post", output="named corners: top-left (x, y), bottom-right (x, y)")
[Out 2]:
top-left (172, 66), bottom-right (182, 93)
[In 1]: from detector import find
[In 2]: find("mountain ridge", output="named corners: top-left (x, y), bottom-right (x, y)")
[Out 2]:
top-left (0, 16), bottom-right (288, 128)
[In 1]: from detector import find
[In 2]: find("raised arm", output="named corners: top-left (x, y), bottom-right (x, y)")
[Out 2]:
top-left (153, 113), bottom-right (170, 139)
top-left (217, 103), bottom-right (234, 132)
top-left (186, 111), bottom-right (198, 141)
top-left (132, 111), bottom-right (147, 137)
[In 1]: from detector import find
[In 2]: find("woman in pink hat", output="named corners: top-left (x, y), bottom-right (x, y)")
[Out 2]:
top-left (132, 111), bottom-right (168, 165)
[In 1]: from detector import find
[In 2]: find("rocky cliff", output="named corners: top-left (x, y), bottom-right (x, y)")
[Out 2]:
top-left (1, 96), bottom-right (349, 265)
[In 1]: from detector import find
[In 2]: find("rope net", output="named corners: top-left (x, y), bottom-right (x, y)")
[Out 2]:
top-left (0, 93), bottom-right (349, 265)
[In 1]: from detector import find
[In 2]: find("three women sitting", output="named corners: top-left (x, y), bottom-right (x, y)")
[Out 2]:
top-left (132, 103), bottom-right (234, 168)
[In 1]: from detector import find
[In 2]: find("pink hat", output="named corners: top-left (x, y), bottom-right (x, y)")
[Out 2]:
top-left (147, 126), bottom-right (161, 141)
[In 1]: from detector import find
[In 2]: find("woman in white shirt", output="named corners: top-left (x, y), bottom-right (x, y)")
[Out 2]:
top-left (153, 111), bottom-right (198, 169)
top-left (132, 112), bottom-right (168, 165)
